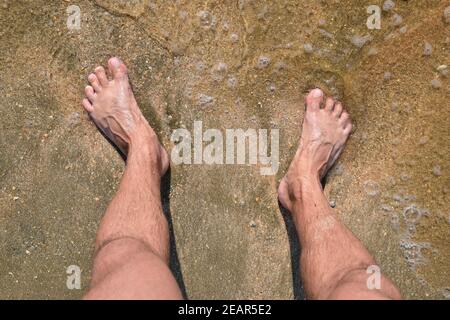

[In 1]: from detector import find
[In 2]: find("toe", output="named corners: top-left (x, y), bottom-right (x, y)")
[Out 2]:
top-left (333, 102), bottom-right (343, 117)
top-left (88, 74), bottom-right (102, 92)
top-left (108, 57), bottom-right (128, 80)
top-left (95, 66), bottom-right (108, 86)
top-left (339, 111), bottom-right (350, 125)
top-left (343, 122), bottom-right (353, 135)
top-left (305, 88), bottom-right (324, 111)
top-left (85, 86), bottom-right (95, 101)
top-left (324, 97), bottom-right (335, 111)
top-left (82, 98), bottom-right (94, 113)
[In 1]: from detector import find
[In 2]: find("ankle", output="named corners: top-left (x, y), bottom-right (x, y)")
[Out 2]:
top-left (283, 173), bottom-right (322, 208)
top-left (128, 118), bottom-right (156, 145)
top-left (296, 159), bottom-right (326, 180)
top-left (128, 126), bottom-right (158, 155)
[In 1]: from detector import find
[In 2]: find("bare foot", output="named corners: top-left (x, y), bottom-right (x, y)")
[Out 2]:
top-left (278, 88), bottom-right (352, 212)
top-left (82, 57), bottom-right (169, 175)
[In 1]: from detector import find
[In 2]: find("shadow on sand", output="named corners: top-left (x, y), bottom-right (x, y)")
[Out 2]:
top-left (161, 169), bottom-right (188, 299)
top-left (279, 202), bottom-right (306, 300)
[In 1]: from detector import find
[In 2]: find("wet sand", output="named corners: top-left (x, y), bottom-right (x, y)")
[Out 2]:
top-left (0, 0), bottom-right (448, 299)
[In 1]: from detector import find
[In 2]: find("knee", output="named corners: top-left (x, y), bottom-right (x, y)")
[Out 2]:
top-left (86, 237), bottom-right (182, 299)
top-left (91, 237), bottom-right (165, 284)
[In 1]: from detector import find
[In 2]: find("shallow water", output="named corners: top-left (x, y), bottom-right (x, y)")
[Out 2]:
top-left (0, 0), bottom-right (448, 299)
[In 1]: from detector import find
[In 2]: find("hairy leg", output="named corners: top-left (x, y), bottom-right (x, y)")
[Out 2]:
top-left (279, 88), bottom-right (401, 300)
top-left (82, 57), bottom-right (182, 299)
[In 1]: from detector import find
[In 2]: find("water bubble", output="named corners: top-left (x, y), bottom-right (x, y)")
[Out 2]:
top-left (383, 0), bottom-right (395, 12)
top-left (384, 71), bottom-right (392, 81)
top-left (178, 10), bottom-right (188, 20)
top-left (184, 86), bottom-right (193, 99)
top-left (227, 75), bottom-right (237, 88)
top-left (274, 61), bottom-right (287, 72)
top-left (400, 173), bottom-right (411, 181)
top-left (256, 55), bottom-right (270, 69)
top-left (391, 213), bottom-right (400, 231)
top-left (391, 13), bottom-right (403, 26)
top-left (423, 42), bottom-right (433, 56)
top-left (222, 22), bottom-right (229, 31)
top-left (24, 119), bottom-right (33, 128)
top-left (403, 205), bottom-right (422, 224)
top-left (431, 79), bottom-right (442, 89)
top-left (441, 288), bottom-right (450, 299)
top-left (404, 194), bottom-right (416, 201)
top-left (351, 35), bottom-right (372, 48)
top-left (418, 136), bottom-right (429, 145)
top-left (390, 101), bottom-right (398, 111)
top-left (303, 43), bottom-right (314, 54)
top-left (170, 43), bottom-right (185, 57)
top-left (230, 33), bottom-right (239, 43)
top-left (197, 10), bottom-right (209, 22)
top-left (257, 5), bottom-right (268, 20)
top-left (216, 62), bottom-right (227, 71)
top-left (319, 28), bottom-right (334, 39)
top-left (195, 61), bottom-right (206, 72)
top-left (238, 0), bottom-right (246, 10)
top-left (68, 112), bottom-right (80, 126)
top-left (399, 26), bottom-right (407, 33)
top-left (173, 57), bottom-right (182, 66)
top-left (367, 47), bottom-right (378, 56)
top-left (148, 2), bottom-right (157, 12)
top-left (211, 62), bottom-right (228, 81)
top-left (381, 204), bottom-right (394, 212)
top-left (437, 65), bottom-right (448, 77)
top-left (386, 176), bottom-right (396, 187)
top-left (197, 94), bottom-right (214, 107)
top-left (384, 32), bottom-right (395, 41)
top-left (197, 10), bottom-right (216, 29)
top-left (266, 83), bottom-right (276, 93)
top-left (444, 6), bottom-right (450, 24)
top-left (400, 237), bottom-right (431, 270)
top-left (432, 165), bottom-right (442, 176)
top-left (363, 180), bottom-right (380, 197)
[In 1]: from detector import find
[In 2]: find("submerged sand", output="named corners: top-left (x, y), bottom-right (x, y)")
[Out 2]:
top-left (0, 0), bottom-right (448, 299)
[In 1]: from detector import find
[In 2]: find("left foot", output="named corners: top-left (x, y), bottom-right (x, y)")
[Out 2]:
top-left (278, 88), bottom-right (352, 212)
top-left (82, 57), bottom-right (169, 175)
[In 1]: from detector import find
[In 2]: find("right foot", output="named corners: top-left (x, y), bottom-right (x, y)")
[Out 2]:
top-left (82, 57), bottom-right (169, 175)
top-left (278, 88), bottom-right (352, 212)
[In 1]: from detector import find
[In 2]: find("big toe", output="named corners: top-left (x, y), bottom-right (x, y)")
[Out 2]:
top-left (305, 88), bottom-right (324, 111)
top-left (108, 57), bottom-right (128, 80)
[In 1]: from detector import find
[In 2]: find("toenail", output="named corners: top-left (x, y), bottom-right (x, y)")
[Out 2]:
top-left (110, 57), bottom-right (120, 68)
top-left (312, 88), bottom-right (323, 97)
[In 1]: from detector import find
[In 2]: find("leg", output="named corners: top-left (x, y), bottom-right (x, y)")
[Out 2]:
top-left (279, 88), bottom-right (401, 300)
top-left (81, 57), bottom-right (182, 299)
